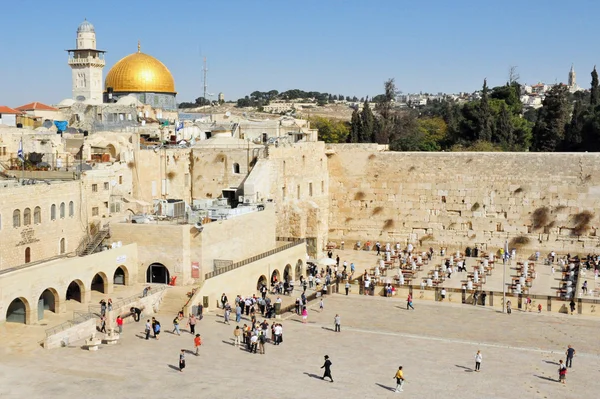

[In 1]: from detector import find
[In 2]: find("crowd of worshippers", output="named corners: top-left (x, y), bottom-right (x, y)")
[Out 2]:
top-left (220, 293), bottom-right (282, 321)
top-left (238, 320), bottom-right (285, 354)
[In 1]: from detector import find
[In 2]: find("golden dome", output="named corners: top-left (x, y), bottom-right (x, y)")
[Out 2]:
top-left (105, 44), bottom-right (176, 94)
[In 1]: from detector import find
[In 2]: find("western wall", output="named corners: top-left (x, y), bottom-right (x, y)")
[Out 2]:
top-left (326, 145), bottom-right (600, 254)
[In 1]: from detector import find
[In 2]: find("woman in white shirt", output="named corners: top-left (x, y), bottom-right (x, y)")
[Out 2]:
top-left (475, 350), bottom-right (482, 372)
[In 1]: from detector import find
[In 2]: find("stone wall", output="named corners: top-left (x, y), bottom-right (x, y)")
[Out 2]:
top-left (197, 242), bottom-right (308, 309)
top-left (0, 244), bottom-right (138, 323)
top-left (328, 148), bottom-right (600, 254)
top-left (0, 180), bottom-right (86, 269)
top-left (110, 207), bottom-right (277, 286)
top-left (244, 142), bottom-right (330, 256)
top-left (44, 318), bottom-right (96, 349)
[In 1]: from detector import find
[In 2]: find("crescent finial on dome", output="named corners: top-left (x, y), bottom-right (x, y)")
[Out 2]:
top-left (138, 41), bottom-right (141, 53)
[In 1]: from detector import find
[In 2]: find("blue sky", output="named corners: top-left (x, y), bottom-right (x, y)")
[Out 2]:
top-left (0, 0), bottom-right (596, 106)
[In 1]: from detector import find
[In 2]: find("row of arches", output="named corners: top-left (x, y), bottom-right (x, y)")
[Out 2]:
top-left (5, 266), bottom-right (129, 324)
top-left (9, 201), bottom-right (74, 228)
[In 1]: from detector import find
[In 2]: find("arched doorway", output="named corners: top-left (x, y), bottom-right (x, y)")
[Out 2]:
top-left (284, 264), bottom-right (292, 283)
top-left (295, 259), bottom-right (304, 280)
top-left (25, 247), bottom-right (31, 263)
top-left (146, 263), bottom-right (170, 284)
top-left (113, 266), bottom-right (129, 285)
top-left (107, 143), bottom-right (118, 161)
top-left (271, 269), bottom-right (281, 286)
top-left (91, 272), bottom-right (108, 293)
top-left (6, 297), bottom-right (30, 324)
top-left (66, 280), bottom-right (84, 302)
top-left (257, 275), bottom-right (267, 290)
top-left (38, 288), bottom-right (59, 316)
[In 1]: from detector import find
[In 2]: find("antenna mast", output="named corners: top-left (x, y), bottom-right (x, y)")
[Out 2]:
top-left (202, 57), bottom-right (212, 121)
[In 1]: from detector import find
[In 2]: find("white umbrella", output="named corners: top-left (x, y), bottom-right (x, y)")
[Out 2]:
top-left (318, 258), bottom-right (336, 266)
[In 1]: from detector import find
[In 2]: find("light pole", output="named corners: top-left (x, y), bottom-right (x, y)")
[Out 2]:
top-left (502, 239), bottom-right (508, 313)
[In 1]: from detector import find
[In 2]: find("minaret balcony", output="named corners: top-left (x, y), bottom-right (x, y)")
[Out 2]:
top-left (68, 57), bottom-right (106, 67)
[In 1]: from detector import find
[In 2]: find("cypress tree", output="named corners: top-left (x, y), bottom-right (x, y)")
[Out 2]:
top-left (360, 98), bottom-right (375, 142)
top-left (591, 66), bottom-right (599, 107)
top-left (349, 108), bottom-right (361, 143)
top-left (477, 79), bottom-right (493, 141)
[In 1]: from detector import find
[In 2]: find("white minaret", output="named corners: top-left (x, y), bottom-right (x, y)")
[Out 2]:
top-left (568, 64), bottom-right (576, 88)
top-left (67, 19), bottom-right (105, 102)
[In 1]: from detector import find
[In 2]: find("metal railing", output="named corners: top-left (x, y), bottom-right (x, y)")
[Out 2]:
top-left (204, 239), bottom-right (306, 279)
top-left (44, 311), bottom-right (95, 338)
top-left (87, 285), bottom-right (167, 317)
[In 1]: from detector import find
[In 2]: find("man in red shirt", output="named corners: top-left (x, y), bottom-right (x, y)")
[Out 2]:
top-left (116, 315), bottom-right (123, 334)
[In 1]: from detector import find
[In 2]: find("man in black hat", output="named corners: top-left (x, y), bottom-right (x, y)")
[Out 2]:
top-left (321, 355), bottom-right (333, 382)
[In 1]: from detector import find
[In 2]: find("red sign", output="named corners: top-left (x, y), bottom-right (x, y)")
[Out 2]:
top-left (191, 262), bottom-right (200, 278)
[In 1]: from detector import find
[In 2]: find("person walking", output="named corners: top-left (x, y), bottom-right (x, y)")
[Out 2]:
top-left (152, 317), bottom-right (161, 340)
top-left (334, 314), bottom-right (341, 332)
top-left (179, 349), bottom-right (186, 372)
top-left (144, 319), bottom-right (151, 340)
top-left (440, 288), bottom-right (446, 301)
top-left (393, 366), bottom-right (405, 392)
top-left (172, 316), bottom-right (181, 336)
top-left (116, 315), bottom-right (123, 334)
top-left (569, 300), bottom-right (576, 315)
top-left (481, 291), bottom-right (487, 306)
top-left (345, 280), bottom-right (350, 295)
top-left (472, 291), bottom-right (478, 306)
top-left (235, 304), bottom-right (242, 323)
top-left (558, 359), bottom-right (567, 384)
top-left (187, 314), bottom-right (197, 335)
top-left (406, 294), bottom-right (415, 310)
top-left (506, 300), bottom-right (512, 314)
top-left (259, 331), bottom-right (266, 354)
top-left (99, 316), bottom-right (107, 333)
top-left (475, 350), bottom-right (482, 372)
top-left (319, 297), bottom-right (324, 311)
top-left (302, 307), bottom-right (308, 324)
top-left (194, 334), bottom-right (202, 356)
top-left (565, 345), bottom-right (576, 368)
top-left (220, 293), bottom-right (228, 309)
top-left (233, 326), bottom-right (242, 347)
top-left (321, 355), bottom-right (333, 382)
top-left (224, 307), bottom-right (231, 324)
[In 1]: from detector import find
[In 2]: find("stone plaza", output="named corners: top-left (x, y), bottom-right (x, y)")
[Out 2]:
top-left (0, 291), bottom-right (597, 398)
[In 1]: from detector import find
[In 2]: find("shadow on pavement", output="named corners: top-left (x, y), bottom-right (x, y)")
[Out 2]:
top-left (375, 383), bottom-right (395, 391)
top-left (535, 375), bottom-right (558, 382)
top-left (455, 365), bottom-right (473, 372)
top-left (167, 364), bottom-right (180, 371)
top-left (303, 372), bottom-right (322, 380)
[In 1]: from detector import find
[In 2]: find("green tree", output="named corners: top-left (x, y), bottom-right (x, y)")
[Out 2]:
top-left (349, 108), bottom-right (361, 143)
top-left (360, 99), bottom-right (375, 142)
top-left (591, 66), bottom-right (599, 107)
top-left (563, 99), bottom-right (587, 150)
top-left (494, 102), bottom-right (514, 149)
top-left (389, 112), bottom-right (422, 151)
top-left (531, 85), bottom-right (570, 151)
top-left (477, 79), bottom-right (493, 141)
top-left (375, 78), bottom-right (397, 144)
top-left (309, 116), bottom-right (349, 143)
top-left (416, 117), bottom-right (448, 151)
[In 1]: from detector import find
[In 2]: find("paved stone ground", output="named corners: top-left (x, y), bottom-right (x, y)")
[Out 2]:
top-left (0, 292), bottom-right (597, 398)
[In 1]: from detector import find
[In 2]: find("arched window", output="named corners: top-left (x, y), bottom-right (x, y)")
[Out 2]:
top-left (25, 247), bottom-right (31, 263)
top-left (23, 208), bottom-right (31, 226)
top-left (34, 206), bottom-right (41, 224)
top-left (50, 204), bottom-right (56, 221)
top-left (69, 201), bottom-right (74, 217)
top-left (233, 163), bottom-right (240, 174)
top-left (60, 202), bottom-right (65, 218)
top-left (13, 209), bottom-right (21, 228)
top-left (60, 238), bottom-right (65, 254)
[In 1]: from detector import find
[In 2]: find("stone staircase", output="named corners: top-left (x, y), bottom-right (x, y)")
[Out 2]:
top-left (158, 286), bottom-right (190, 316)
